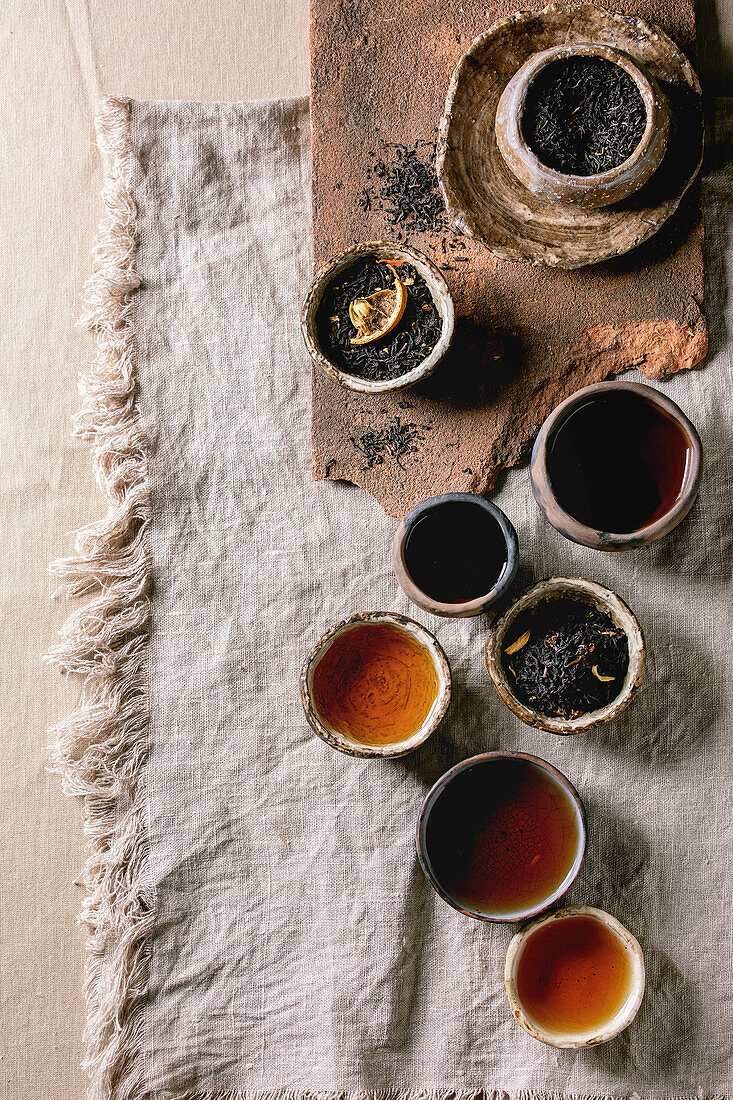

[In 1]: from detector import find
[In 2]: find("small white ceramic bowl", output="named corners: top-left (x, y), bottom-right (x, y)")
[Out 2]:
top-left (301, 241), bottom-right (455, 394)
top-left (485, 577), bottom-right (645, 735)
top-left (505, 905), bottom-right (646, 1047)
top-left (299, 611), bottom-right (452, 759)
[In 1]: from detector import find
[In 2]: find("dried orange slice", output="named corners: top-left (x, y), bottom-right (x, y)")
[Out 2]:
top-left (348, 264), bottom-right (407, 345)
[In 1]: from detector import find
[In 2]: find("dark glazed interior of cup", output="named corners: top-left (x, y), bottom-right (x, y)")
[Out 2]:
top-left (392, 493), bottom-right (519, 617)
top-left (416, 751), bottom-right (587, 922)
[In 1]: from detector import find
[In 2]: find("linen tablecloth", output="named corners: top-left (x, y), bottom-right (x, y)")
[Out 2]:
top-left (50, 95), bottom-right (732, 1100)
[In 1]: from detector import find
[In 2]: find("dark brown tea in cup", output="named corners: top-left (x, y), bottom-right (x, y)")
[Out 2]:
top-left (403, 500), bottom-right (508, 604)
top-left (546, 390), bottom-right (692, 534)
top-left (424, 757), bottom-right (583, 918)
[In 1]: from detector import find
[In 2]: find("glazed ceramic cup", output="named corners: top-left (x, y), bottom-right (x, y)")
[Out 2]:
top-left (485, 576), bottom-right (645, 735)
top-left (301, 240), bottom-right (455, 394)
top-left (505, 905), bottom-right (646, 1047)
top-left (416, 751), bottom-right (587, 922)
top-left (391, 493), bottom-right (519, 618)
top-left (299, 611), bottom-right (452, 759)
top-left (531, 380), bottom-right (702, 551)
top-left (495, 43), bottom-right (670, 209)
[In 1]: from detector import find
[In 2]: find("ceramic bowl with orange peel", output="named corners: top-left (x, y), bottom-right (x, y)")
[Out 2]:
top-left (301, 241), bottom-right (455, 394)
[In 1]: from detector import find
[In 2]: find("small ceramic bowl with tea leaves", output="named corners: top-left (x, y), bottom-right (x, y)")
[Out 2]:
top-left (485, 577), bottom-right (645, 735)
top-left (301, 241), bottom-right (454, 394)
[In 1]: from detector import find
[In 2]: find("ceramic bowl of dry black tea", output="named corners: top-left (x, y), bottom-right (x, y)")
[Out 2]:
top-left (531, 380), bottom-right (703, 551)
top-left (302, 241), bottom-right (454, 394)
top-left (495, 43), bottom-right (670, 209)
top-left (485, 577), bottom-right (645, 735)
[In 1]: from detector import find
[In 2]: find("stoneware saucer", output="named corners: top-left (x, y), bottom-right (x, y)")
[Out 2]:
top-left (495, 42), bottom-right (670, 210)
top-left (531, 379), bottom-right (703, 550)
top-left (437, 3), bottom-right (703, 267)
top-left (299, 611), bottom-right (452, 759)
top-left (391, 492), bottom-right (519, 618)
top-left (485, 576), bottom-right (645, 735)
top-left (505, 905), bottom-right (646, 1047)
top-left (416, 751), bottom-right (587, 922)
top-left (301, 241), bottom-right (454, 394)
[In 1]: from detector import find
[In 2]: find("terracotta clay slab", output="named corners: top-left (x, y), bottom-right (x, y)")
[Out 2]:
top-left (309, 0), bottom-right (707, 518)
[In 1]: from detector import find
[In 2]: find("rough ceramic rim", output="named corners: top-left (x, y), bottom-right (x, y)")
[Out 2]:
top-left (435, 2), bottom-right (704, 267)
top-left (485, 576), bottom-right (645, 735)
top-left (391, 493), bottom-right (519, 618)
top-left (530, 380), bottom-right (703, 550)
top-left (301, 240), bottom-right (455, 394)
top-left (495, 43), bottom-right (668, 204)
top-left (299, 611), bottom-right (452, 758)
top-left (505, 905), bottom-right (646, 1047)
top-left (416, 751), bottom-right (587, 922)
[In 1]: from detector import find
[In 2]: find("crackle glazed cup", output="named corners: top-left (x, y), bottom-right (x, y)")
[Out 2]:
top-left (416, 751), bottom-right (586, 922)
top-left (505, 905), bottom-right (646, 1047)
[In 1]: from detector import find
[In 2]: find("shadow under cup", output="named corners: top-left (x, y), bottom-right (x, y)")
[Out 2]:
top-left (416, 752), bottom-right (586, 922)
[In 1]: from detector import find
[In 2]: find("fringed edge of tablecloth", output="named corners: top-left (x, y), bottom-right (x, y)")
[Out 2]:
top-left (46, 96), bottom-right (152, 1100)
top-left (159, 1091), bottom-right (728, 1100)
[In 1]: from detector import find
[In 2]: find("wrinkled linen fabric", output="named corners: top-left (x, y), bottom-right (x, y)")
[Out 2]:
top-left (131, 97), bottom-right (732, 1097)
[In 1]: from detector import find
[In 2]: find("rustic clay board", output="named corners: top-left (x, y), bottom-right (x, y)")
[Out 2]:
top-left (309, 0), bottom-right (706, 518)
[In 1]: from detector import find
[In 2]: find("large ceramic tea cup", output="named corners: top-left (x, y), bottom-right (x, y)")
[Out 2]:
top-left (505, 905), bottom-right (645, 1047)
top-left (392, 493), bottom-right (519, 618)
top-left (495, 43), bottom-right (670, 209)
top-left (531, 380), bottom-right (702, 551)
top-left (485, 577), bottom-right (645, 735)
top-left (300, 611), bottom-right (451, 759)
top-left (301, 241), bottom-right (454, 394)
top-left (416, 751), bottom-right (586, 922)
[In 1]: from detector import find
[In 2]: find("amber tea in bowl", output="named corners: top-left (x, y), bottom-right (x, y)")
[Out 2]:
top-left (505, 906), bottom-right (645, 1047)
top-left (417, 752), bottom-right (586, 921)
top-left (300, 612), bottom-right (451, 758)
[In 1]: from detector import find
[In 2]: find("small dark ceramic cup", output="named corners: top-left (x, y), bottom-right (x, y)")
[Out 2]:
top-left (391, 493), bottom-right (519, 617)
top-left (416, 751), bottom-right (587, 922)
top-left (531, 380), bottom-right (702, 551)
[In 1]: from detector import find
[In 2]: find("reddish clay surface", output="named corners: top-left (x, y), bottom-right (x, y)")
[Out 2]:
top-left (309, 0), bottom-right (706, 517)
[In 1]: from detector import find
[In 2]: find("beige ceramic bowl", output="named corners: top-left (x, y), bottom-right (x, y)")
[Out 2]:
top-left (505, 905), bottom-right (645, 1047)
top-left (301, 241), bottom-right (454, 394)
top-left (495, 43), bottom-right (670, 210)
top-left (485, 577), bottom-right (644, 735)
top-left (299, 611), bottom-right (452, 759)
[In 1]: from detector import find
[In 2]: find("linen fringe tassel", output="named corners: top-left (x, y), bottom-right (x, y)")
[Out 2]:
top-left (47, 96), bottom-right (152, 1100)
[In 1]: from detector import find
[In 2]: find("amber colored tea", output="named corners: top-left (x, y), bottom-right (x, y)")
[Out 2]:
top-left (547, 390), bottom-right (692, 533)
top-left (312, 621), bottom-right (439, 746)
top-left (425, 757), bottom-right (581, 916)
top-left (516, 915), bottom-right (633, 1033)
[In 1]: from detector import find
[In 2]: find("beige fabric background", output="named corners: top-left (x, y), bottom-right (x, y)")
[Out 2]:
top-left (0, 3), bottom-right (731, 1099)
